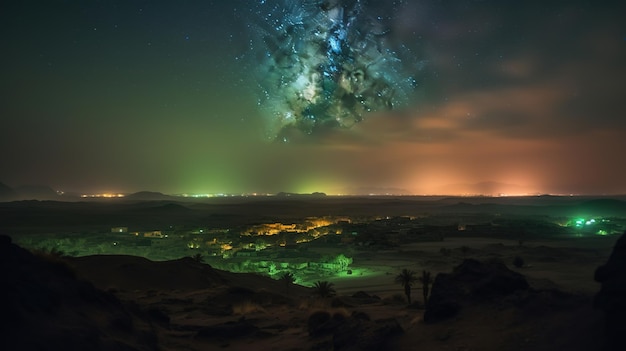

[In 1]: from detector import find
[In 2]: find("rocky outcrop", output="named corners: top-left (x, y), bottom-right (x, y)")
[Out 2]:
top-left (308, 310), bottom-right (403, 351)
top-left (424, 258), bottom-right (530, 323)
top-left (0, 235), bottom-right (158, 351)
top-left (594, 231), bottom-right (626, 350)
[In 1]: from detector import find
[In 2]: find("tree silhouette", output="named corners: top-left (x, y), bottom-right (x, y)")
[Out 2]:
top-left (280, 271), bottom-right (295, 282)
top-left (312, 281), bottom-right (336, 298)
top-left (395, 269), bottom-right (417, 304)
top-left (419, 270), bottom-right (433, 305)
top-left (279, 272), bottom-right (296, 290)
top-left (191, 253), bottom-right (204, 263)
top-left (333, 254), bottom-right (353, 271)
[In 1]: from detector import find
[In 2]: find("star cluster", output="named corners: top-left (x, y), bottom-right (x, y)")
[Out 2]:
top-left (1, 0), bottom-right (625, 195)
top-left (245, 0), bottom-right (423, 141)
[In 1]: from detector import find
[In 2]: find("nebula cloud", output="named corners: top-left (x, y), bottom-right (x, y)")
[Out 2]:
top-left (247, 0), bottom-right (423, 141)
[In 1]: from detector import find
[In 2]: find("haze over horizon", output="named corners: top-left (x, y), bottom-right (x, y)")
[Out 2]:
top-left (2, 1), bottom-right (625, 196)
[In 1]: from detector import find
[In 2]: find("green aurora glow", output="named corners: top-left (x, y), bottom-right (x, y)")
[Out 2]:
top-left (1, 1), bottom-right (625, 195)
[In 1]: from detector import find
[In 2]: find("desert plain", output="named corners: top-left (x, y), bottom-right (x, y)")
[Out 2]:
top-left (2, 195), bottom-right (625, 350)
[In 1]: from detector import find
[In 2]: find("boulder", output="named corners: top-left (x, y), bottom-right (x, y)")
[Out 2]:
top-left (424, 258), bottom-right (529, 323)
top-left (333, 317), bottom-right (403, 351)
top-left (594, 231), bottom-right (626, 350)
top-left (308, 311), bottom-right (403, 350)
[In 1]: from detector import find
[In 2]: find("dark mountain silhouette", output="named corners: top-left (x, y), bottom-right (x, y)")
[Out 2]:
top-left (275, 191), bottom-right (327, 197)
top-left (594, 231), bottom-right (626, 350)
top-left (14, 185), bottom-right (58, 200)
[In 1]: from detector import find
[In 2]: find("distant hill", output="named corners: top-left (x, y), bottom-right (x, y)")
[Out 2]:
top-left (14, 184), bottom-right (58, 200)
top-left (124, 191), bottom-right (176, 201)
top-left (339, 187), bottom-right (410, 195)
top-left (275, 191), bottom-right (327, 197)
top-left (0, 182), bottom-right (17, 201)
top-left (434, 181), bottom-right (536, 196)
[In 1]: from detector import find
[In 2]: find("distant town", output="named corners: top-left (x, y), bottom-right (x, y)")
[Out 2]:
top-left (3, 183), bottom-right (625, 286)
top-left (8, 200), bottom-right (626, 284)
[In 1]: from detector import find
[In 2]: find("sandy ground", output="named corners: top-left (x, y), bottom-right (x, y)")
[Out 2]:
top-left (69, 235), bottom-right (618, 351)
top-left (324, 236), bottom-right (619, 297)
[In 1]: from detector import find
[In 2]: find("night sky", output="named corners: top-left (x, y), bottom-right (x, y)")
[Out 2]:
top-left (2, 0), bottom-right (625, 195)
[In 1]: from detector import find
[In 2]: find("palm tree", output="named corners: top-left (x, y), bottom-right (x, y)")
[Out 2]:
top-left (395, 269), bottom-right (417, 304)
top-left (419, 270), bottom-right (434, 305)
top-left (312, 281), bottom-right (336, 298)
top-left (280, 271), bottom-right (295, 283)
top-left (279, 272), bottom-right (296, 290)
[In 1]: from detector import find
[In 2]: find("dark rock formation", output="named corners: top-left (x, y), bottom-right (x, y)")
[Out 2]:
top-left (308, 311), bottom-right (403, 350)
top-left (69, 255), bottom-right (226, 291)
top-left (424, 258), bottom-right (530, 323)
top-left (332, 317), bottom-right (403, 351)
top-left (0, 235), bottom-right (158, 351)
top-left (594, 231), bottom-right (626, 350)
top-left (308, 310), bottom-right (336, 337)
top-left (14, 184), bottom-right (58, 200)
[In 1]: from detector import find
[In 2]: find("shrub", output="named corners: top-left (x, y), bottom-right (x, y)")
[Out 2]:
top-left (312, 281), bottom-right (336, 298)
top-left (278, 272), bottom-right (295, 285)
top-left (190, 253), bottom-right (204, 263)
